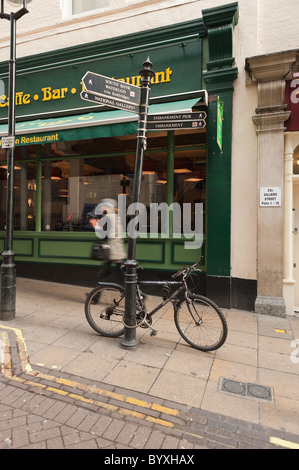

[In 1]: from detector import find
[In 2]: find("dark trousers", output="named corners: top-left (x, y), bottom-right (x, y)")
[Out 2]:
top-left (97, 261), bottom-right (124, 284)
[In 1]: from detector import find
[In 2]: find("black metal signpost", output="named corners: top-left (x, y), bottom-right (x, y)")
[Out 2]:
top-left (120, 59), bottom-right (154, 349)
top-left (81, 59), bottom-right (154, 349)
top-left (0, 1), bottom-right (30, 321)
top-left (81, 62), bottom-right (207, 348)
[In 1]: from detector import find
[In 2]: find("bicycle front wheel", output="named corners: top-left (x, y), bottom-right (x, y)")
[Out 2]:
top-left (85, 285), bottom-right (125, 337)
top-left (175, 295), bottom-right (227, 351)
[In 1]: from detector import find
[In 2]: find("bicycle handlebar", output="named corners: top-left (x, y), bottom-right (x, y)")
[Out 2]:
top-left (120, 257), bottom-right (203, 278)
top-left (171, 257), bottom-right (203, 279)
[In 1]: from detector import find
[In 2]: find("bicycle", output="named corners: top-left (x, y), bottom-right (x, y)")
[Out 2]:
top-left (84, 259), bottom-right (228, 351)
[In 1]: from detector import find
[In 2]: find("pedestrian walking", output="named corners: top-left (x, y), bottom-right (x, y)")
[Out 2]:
top-left (90, 198), bottom-right (126, 283)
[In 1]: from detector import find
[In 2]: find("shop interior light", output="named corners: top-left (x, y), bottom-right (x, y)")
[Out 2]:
top-left (173, 168), bottom-right (192, 174)
top-left (185, 177), bottom-right (204, 182)
top-left (51, 167), bottom-right (62, 180)
top-left (0, 163), bottom-right (21, 170)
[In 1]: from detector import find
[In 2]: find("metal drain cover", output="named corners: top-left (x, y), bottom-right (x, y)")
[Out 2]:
top-left (247, 383), bottom-right (272, 401)
top-left (221, 378), bottom-right (273, 401)
top-left (221, 379), bottom-right (246, 396)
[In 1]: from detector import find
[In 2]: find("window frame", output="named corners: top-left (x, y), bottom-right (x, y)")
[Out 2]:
top-left (60, 0), bottom-right (110, 19)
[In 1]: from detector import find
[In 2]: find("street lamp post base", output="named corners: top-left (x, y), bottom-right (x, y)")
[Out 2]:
top-left (0, 251), bottom-right (16, 320)
top-left (120, 336), bottom-right (139, 350)
top-left (120, 258), bottom-right (139, 350)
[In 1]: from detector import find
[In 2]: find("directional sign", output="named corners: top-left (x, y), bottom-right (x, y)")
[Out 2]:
top-left (148, 112), bottom-right (207, 122)
top-left (80, 91), bottom-right (140, 114)
top-left (1, 136), bottom-right (15, 149)
top-left (82, 71), bottom-right (141, 106)
top-left (147, 120), bottom-right (206, 130)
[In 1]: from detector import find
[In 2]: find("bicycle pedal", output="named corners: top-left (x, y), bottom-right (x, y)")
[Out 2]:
top-left (150, 330), bottom-right (157, 337)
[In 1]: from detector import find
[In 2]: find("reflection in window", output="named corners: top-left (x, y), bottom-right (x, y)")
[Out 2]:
top-left (293, 146), bottom-right (299, 175)
top-left (0, 128), bottom-right (206, 237)
top-left (0, 161), bottom-right (36, 231)
top-left (173, 131), bottom-right (206, 235)
top-left (72, 0), bottom-right (109, 15)
top-left (41, 141), bottom-right (167, 233)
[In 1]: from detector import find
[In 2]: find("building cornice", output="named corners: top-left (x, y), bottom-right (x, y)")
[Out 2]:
top-left (245, 50), bottom-right (299, 83)
top-left (0, 17), bottom-right (206, 76)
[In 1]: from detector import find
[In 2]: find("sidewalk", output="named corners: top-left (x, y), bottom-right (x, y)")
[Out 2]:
top-left (0, 276), bottom-right (299, 450)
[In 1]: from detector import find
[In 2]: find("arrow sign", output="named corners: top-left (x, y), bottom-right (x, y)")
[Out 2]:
top-left (148, 112), bottom-right (207, 122)
top-left (82, 71), bottom-right (141, 106)
top-left (80, 91), bottom-right (140, 114)
top-left (147, 120), bottom-right (206, 131)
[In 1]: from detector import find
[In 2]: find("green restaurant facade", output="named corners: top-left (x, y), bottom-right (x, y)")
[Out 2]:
top-left (0, 3), bottom-right (249, 309)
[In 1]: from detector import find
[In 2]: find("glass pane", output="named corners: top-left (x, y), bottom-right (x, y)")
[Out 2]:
top-left (41, 134), bottom-right (168, 233)
top-left (72, 0), bottom-right (109, 14)
top-left (0, 160), bottom-right (36, 231)
top-left (293, 146), bottom-right (299, 175)
top-left (173, 129), bottom-right (206, 235)
top-left (41, 157), bottom-right (167, 233)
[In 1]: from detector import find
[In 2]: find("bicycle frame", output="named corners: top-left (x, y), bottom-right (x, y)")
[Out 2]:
top-left (137, 279), bottom-right (191, 318)
top-left (87, 260), bottom-right (228, 350)
top-left (97, 272), bottom-right (199, 335)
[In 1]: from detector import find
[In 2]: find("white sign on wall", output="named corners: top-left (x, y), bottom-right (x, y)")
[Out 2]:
top-left (260, 187), bottom-right (281, 207)
top-left (1, 136), bottom-right (15, 149)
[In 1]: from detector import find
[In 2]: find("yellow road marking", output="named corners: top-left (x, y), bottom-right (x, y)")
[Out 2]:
top-left (145, 416), bottom-right (175, 428)
top-left (126, 396), bottom-right (151, 408)
top-left (176, 428), bottom-right (204, 439)
top-left (47, 386), bottom-right (69, 396)
top-left (35, 370), bottom-right (179, 417)
top-left (1, 325), bottom-right (180, 430)
top-left (270, 437), bottom-right (299, 449)
top-left (152, 403), bottom-right (179, 416)
top-left (0, 325), bottom-right (32, 373)
top-left (0, 332), bottom-right (12, 378)
top-left (118, 408), bottom-right (146, 420)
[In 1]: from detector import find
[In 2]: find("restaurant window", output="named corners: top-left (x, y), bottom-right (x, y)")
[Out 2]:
top-left (0, 146), bottom-right (37, 231)
top-left (0, 128), bottom-right (206, 237)
top-left (173, 129), bottom-right (206, 235)
top-left (41, 135), bottom-right (168, 233)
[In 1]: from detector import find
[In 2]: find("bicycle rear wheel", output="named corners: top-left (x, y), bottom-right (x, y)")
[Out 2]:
top-left (175, 294), bottom-right (227, 351)
top-left (85, 285), bottom-right (125, 337)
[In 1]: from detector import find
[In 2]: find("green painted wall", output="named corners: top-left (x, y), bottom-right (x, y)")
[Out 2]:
top-left (202, 2), bottom-right (239, 278)
top-left (0, 232), bottom-right (204, 271)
